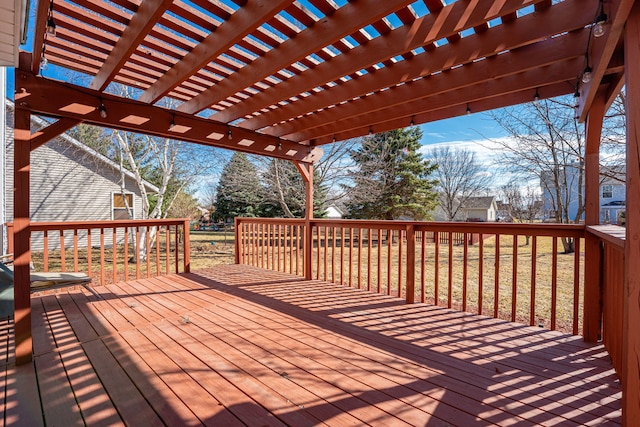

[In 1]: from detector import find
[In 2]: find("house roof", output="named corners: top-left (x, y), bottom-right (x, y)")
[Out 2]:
top-left (6, 99), bottom-right (160, 193)
top-left (463, 196), bottom-right (497, 210)
top-left (15, 0), bottom-right (630, 164)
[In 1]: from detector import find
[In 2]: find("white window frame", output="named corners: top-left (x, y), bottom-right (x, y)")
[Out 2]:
top-left (601, 184), bottom-right (613, 199)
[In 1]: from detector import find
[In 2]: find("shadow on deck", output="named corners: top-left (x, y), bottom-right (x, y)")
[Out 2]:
top-left (0, 264), bottom-right (621, 426)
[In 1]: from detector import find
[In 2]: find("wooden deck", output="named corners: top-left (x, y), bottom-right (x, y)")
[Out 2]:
top-left (0, 265), bottom-right (621, 426)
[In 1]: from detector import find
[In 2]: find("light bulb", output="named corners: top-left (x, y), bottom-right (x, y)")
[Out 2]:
top-left (46, 17), bottom-right (56, 36)
top-left (582, 67), bottom-right (592, 84)
top-left (39, 56), bottom-right (48, 70)
top-left (99, 103), bottom-right (107, 118)
top-left (227, 129), bottom-right (232, 140)
top-left (593, 22), bottom-right (606, 38)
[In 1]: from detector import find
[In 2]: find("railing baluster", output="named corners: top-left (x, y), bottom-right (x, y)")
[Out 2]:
top-left (463, 233), bottom-right (468, 312)
top-left (573, 237), bottom-right (581, 335)
top-left (100, 227), bottom-right (105, 285)
top-left (113, 227), bottom-right (118, 284)
top-left (43, 230), bottom-right (49, 272)
top-left (316, 226), bottom-right (321, 280)
top-left (367, 228), bottom-right (372, 292)
top-left (340, 227), bottom-right (345, 285)
top-left (87, 229), bottom-right (92, 277)
top-left (348, 227), bottom-right (354, 288)
top-left (175, 225), bottom-right (180, 274)
top-left (377, 229), bottom-right (382, 293)
top-left (331, 226), bottom-right (336, 283)
top-left (324, 226), bottom-right (329, 282)
top-left (60, 229), bottom-right (66, 272)
top-left (448, 231), bottom-right (453, 308)
top-left (530, 236), bottom-right (537, 326)
top-left (551, 236), bottom-right (558, 330)
top-left (358, 228), bottom-right (363, 289)
top-left (420, 230), bottom-right (426, 303)
top-left (398, 229), bottom-right (403, 298)
top-left (478, 235), bottom-right (484, 315)
top-left (135, 227), bottom-right (141, 279)
top-left (494, 234), bottom-right (500, 318)
top-left (146, 226), bottom-right (151, 278)
top-left (73, 229), bottom-right (79, 272)
top-left (124, 227), bottom-right (129, 281)
top-left (387, 230), bottom-right (392, 296)
top-left (512, 234), bottom-right (518, 322)
top-left (434, 231), bottom-right (439, 305)
top-left (155, 226), bottom-right (160, 276)
top-left (165, 226), bottom-right (170, 275)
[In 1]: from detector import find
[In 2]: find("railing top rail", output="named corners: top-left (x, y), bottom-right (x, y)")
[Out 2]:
top-left (7, 219), bottom-right (190, 232)
top-left (586, 225), bottom-right (626, 249)
top-left (236, 217), bottom-right (586, 237)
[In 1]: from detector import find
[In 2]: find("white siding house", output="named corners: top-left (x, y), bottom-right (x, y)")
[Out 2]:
top-left (2, 101), bottom-right (158, 252)
top-left (462, 196), bottom-right (498, 222)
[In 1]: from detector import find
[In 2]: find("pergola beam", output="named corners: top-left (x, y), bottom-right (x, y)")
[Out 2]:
top-left (214, 0), bottom-right (546, 124)
top-left (291, 58), bottom-right (582, 142)
top-left (576, 0), bottom-right (635, 121)
top-left (310, 82), bottom-right (572, 145)
top-left (30, 0), bottom-right (50, 75)
top-left (270, 32), bottom-right (588, 138)
top-left (139, 0), bottom-right (294, 104)
top-left (178, 0), bottom-right (416, 114)
top-left (241, 0), bottom-right (595, 133)
top-left (30, 118), bottom-right (82, 151)
top-left (90, 0), bottom-right (173, 91)
top-left (15, 70), bottom-right (317, 164)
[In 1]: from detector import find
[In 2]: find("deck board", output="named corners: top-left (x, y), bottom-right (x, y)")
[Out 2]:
top-left (0, 265), bottom-right (623, 426)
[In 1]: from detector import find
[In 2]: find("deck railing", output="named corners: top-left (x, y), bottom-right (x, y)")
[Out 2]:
top-left (236, 218), bottom-right (586, 334)
top-left (6, 219), bottom-right (191, 287)
top-left (586, 225), bottom-right (626, 378)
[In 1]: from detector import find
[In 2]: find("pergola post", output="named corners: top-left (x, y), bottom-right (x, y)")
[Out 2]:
top-left (294, 161), bottom-right (314, 280)
top-left (13, 105), bottom-right (32, 365)
top-left (623, 1), bottom-right (640, 422)
top-left (583, 88), bottom-right (606, 342)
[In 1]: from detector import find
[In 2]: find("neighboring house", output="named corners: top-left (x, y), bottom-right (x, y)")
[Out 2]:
top-left (540, 163), bottom-right (626, 224)
top-left (462, 196), bottom-right (498, 222)
top-left (325, 205), bottom-right (343, 219)
top-left (2, 100), bottom-right (158, 252)
top-left (599, 172), bottom-right (626, 224)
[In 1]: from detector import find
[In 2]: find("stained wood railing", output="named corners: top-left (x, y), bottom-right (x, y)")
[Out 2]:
top-left (236, 218), bottom-right (586, 334)
top-left (6, 219), bottom-right (191, 287)
top-left (586, 225), bottom-right (626, 378)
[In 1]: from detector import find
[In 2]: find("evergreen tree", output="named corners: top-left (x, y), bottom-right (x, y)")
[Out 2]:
top-left (214, 153), bottom-right (264, 220)
top-left (261, 159), bottom-right (327, 218)
top-left (345, 128), bottom-right (438, 220)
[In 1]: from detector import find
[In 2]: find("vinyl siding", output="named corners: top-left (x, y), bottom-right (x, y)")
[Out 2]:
top-left (3, 113), bottom-right (149, 251)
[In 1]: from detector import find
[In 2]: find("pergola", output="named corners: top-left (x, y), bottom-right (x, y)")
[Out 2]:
top-left (6, 0), bottom-right (640, 423)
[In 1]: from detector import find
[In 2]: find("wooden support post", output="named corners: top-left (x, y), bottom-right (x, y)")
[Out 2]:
top-left (623, 2), bottom-right (640, 422)
top-left (583, 88), bottom-right (606, 342)
top-left (13, 106), bottom-right (32, 365)
top-left (405, 224), bottom-right (415, 304)
top-left (234, 218), bottom-right (241, 264)
top-left (295, 161), bottom-right (313, 280)
top-left (183, 219), bottom-right (191, 273)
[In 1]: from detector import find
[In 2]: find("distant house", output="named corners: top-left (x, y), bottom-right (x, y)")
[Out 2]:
top-left (462, 196), bottom-right (498, 222)
top-left (325, 205), bottom-right (344, 219)
top-left (2, 101), bottom-right (158, 252)
top-left (431, 195), bottom-right (497, 222)
top-left (540, 163), bottom-right (625, 224)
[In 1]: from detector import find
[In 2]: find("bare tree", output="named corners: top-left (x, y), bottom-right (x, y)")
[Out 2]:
top-left (499, 183), bottom-right (543, 244)
top-left (427, 146), bottom-right (492, 221)
top-left (489, 97), bottom-right (591, 252)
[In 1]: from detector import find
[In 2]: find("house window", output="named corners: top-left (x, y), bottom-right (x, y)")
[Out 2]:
top-left (602, 185), bottom-right (613, 199)
top-left (112, 193), bottom-right (134, 220)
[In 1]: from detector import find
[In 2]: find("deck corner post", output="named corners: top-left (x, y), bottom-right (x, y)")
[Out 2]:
top-left (295, 161), bottom-right (314, 280)
top-left (405, 224), bottom-right (416, 304)
top-left (583, 88), bottom-right (606, 342)
top-left (13, 103), bottom-right (32, 365)
top-left (623, 1), bottom-right (640, 422)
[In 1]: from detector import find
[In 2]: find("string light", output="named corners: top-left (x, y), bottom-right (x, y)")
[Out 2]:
top-left (277, 139), bottom-right (283, 151)
top-left (332, 135), bottom-right (337, 142)
top-left (46, 1), bottom-right (56, 36)
top-left (593, 1), bottom-right (607, 38)
top-left (534, 88), bottom-right (540, 102)
top-left (227, 126), bottom-right (232, 140)
top-left (466, 104), bottom-right (471, 115)
top-left (410, 115), bottom-right (415, 126)
top-left (99, 98), bottom-right (107, 118)
top-left (169, 114), bottom-right (176, 130)
top-left (40, 46), bottom-right (48, 70)
top-left (368, 126), bottom-right (373, 135)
